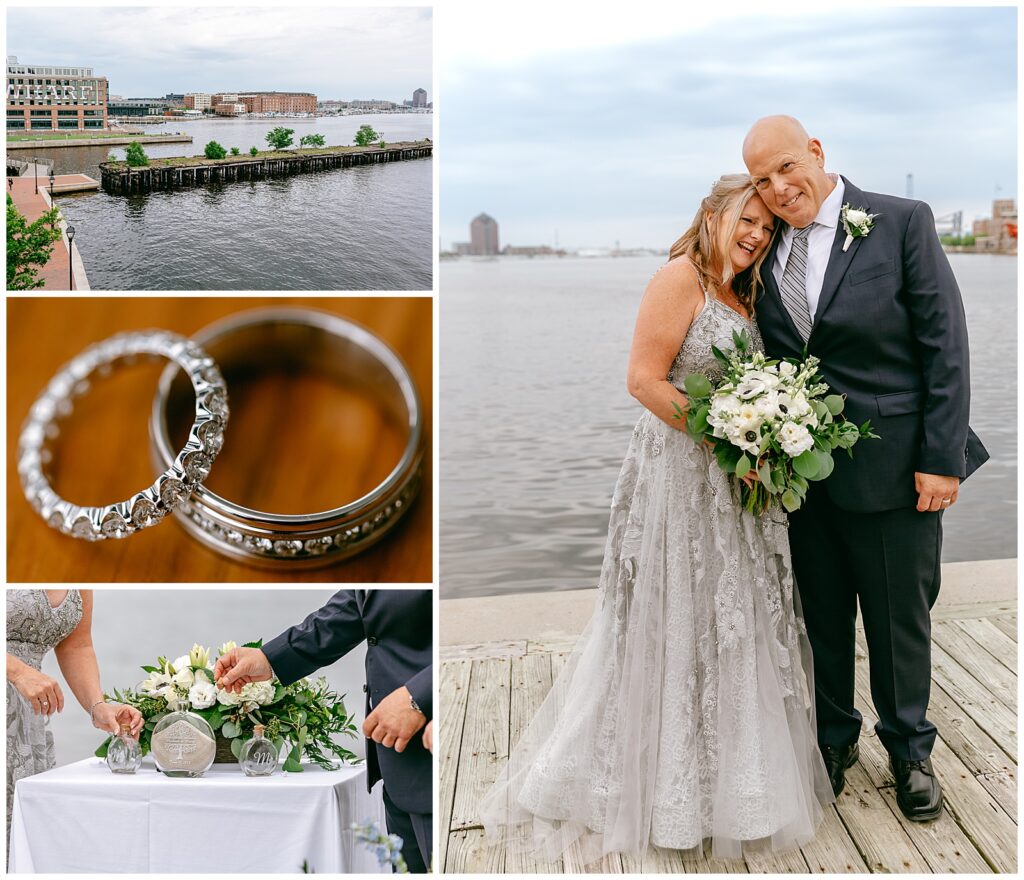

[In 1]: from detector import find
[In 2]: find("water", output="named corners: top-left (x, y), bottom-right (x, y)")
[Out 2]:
top-left (29, 115), bottom-right (432, 290)
top-left (440, 253), bottom-right (1017, 599)
top-left (32, 590), bottom-right (370, 767)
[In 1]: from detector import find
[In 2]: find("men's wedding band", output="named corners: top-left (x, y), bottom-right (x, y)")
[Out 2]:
top-left (150, 308), bottom-right (424, 568)
top-left (19, 331), bottom-right (228, 541)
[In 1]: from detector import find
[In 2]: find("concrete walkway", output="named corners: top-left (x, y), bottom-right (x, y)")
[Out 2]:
top-left (7, 171), bottom-right (91, 290)
top-left (442, 558), bottom-right (1017, 645)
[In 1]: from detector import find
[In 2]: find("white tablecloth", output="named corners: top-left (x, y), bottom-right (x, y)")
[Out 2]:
top-left (9, 757), bottom-right (387, 874)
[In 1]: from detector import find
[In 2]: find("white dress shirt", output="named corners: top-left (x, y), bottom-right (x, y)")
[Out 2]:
top-left (772, 174), bottom-right (845, 321)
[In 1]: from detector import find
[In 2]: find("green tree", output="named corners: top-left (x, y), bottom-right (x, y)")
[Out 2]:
top-left (265, 127), bottom-right (295, 150)
top-left (124, 141), bottom-right (149, 167)
top-left (230, 146), bottom-right (241, 156)
top-left (249, 146), bottom-right (259, 156)
top-left (204, 140), bottom-right (228, 160)
top-left (299, 134), bottom-right (326, 148)
top-left (7, 194), bottom-right (61, 290)
top-left (354, 124), bottom-right (381, 146)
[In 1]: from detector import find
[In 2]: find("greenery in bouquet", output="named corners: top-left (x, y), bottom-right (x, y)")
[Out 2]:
top-left (673, 329), bottom-right (878, 515)
top-left (95, 640), bottom-right (360, 772)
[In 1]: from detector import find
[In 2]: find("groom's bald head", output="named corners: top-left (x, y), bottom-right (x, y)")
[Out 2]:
top-left (742, 115), bottom-right (833, 229)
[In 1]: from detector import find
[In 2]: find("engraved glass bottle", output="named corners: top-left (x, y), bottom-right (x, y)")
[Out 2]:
top-left (106, 723), bottom-right (142, 774)
top-left (150, 708), bottom-right (216, 778)
top-left (239, 724), bottom-right (279, 777)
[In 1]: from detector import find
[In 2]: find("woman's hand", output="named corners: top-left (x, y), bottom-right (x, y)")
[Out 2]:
top-left (10, 666), bottom-right (65, 716)
top-left (92, 701), bottom-right (144, 737)
top-left (740, 470), bottom-right (758, 489)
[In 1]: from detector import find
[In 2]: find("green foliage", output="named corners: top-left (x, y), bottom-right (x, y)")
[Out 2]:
top-left (265, 126), bottom-right (295, 150)
top-left (378, 141), bottom-right (387, 148)
top-left (230, 146), bottom-right (240, 156)
top-left (124, 141), bottom-right (149, 167)
top-left (249, 146), bottom-right (259, 156)
top-left (204, 140), bottom-right (227, 160)
top-left (940, 234), bottom-right (977, 247)
top-left (299, 133), bottom-right (326, 148)
top-left (353, 124), bottom-right (381, 146)
top-left (6, 194), bottom-right (61, 290)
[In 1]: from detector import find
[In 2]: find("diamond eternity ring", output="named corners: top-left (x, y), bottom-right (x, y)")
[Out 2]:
top-left (19, 331), bottom-right (228, 541)
top-left (150, 308), bottom-right (424, 567)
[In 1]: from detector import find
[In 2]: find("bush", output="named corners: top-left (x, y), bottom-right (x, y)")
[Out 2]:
top-left (354, 124), bottom-right (381, 146)
top-left (204, 140), bottom-right (228, 160)
top-left (124, 142), bottom-right (149, 167)
top-left (299, 134), bottom-right (326, 148)
top-left (249, 146), bottom-right (259, 156)
top-left (7, 194), bottom-right (61, 290)
top-left (230, 146), bottom-right (240, 156)
top-left (265, 127), bottom-right (295, 150)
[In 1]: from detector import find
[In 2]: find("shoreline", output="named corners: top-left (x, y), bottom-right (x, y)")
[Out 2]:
top-left (7, 134), bottom-right (193, 149)
top-left (441, 557), bottom-right (1017, 645)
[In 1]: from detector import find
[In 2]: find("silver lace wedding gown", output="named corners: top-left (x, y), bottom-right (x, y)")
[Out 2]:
top-left (479, 280), bottom-right (833, 863)
top-left (6, 590), bottom-right (83, 843)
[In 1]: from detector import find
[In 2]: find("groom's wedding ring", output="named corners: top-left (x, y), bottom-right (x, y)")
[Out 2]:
top-left (150, 308), bottom-right (424, 568)
top-left (19, 331), bottom-right (228, 541)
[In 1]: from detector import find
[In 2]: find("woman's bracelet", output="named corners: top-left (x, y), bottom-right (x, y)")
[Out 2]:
top-left (89, 699), bottom-right (107, 721)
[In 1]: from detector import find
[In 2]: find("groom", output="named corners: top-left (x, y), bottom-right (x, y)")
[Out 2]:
top-left (743, 116), bottom-right (988, 821)
top-left (215, 590), bottom-right (433, 872)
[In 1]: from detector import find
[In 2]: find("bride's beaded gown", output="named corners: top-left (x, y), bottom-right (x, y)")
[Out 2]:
top-left (6, 590), bottom-right (83, 843)
top-left (479, 278), bottom-right (833, 862)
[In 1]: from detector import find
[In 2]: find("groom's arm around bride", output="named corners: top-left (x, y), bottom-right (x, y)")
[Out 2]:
top-left (215, 589), bottom-right (433, 872)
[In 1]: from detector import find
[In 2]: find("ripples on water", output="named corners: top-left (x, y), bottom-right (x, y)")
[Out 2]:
top-left (34, 115), bottom-right (432, 290)
top-left (440, 254), bottom-right (1017, 599)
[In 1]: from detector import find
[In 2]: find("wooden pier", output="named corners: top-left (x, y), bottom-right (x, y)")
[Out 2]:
top-left (440, 599), bottom-right (1017, 874)
top-left (98, 140), bottom-right (432, 195)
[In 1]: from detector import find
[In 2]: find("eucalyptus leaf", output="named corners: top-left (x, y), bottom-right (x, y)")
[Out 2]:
top-left (684, 374), bottom-right (712, 399)
top-left (735, 454), bottom-right (752, 477)
top-left (792, 450), bottom-right (820, 479)
top-left (757, 461), bottom-right (778, 494)
top-left (824, 394), bottom-right (845, 416)
top-left (230, 737), bottom-right (243, 759)
top-left (222, 720), bottom-right (240, 739)
top-left (781, 489), bottom-right (801, 512)
top-left (814, 451), bottom-right (835, 480)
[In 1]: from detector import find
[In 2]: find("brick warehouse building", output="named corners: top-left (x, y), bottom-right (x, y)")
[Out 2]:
top-left (6, 56), bottom-right (108, 131)
top-left (212, 91), bottom-right (317, 114)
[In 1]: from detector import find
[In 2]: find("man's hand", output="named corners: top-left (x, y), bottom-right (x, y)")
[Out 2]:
top-left (363, 685), bottom-right (426, 754)
top-left (423, 720), bottom-right (433, 754)
top-left (915, 472), bottom-right (960, 513)
top-left (214, 647), bottom-right (273, 693)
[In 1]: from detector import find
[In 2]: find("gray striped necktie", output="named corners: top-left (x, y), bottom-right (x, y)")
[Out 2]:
top-left (779, 223), bottom-right (815, 342)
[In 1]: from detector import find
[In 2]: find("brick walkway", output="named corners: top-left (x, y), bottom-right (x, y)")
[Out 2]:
top-left (7, 172), bottom-right (90, 290)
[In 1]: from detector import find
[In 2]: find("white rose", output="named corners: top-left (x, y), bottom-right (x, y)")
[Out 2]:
top-left (217, 687), bottom-right (241, 706)
top-left (845, 208), bottom-right (868, 226)
top-left (170, 655), bottom-right (191, 675)
top-left (778, 361), bottom-right (796, 377)
top-left (779, 422), bottom-right (815, 457)
top-left (754, 391), bottom-right (781, 420)
top-left (188, 680), bottom-right (218, 709)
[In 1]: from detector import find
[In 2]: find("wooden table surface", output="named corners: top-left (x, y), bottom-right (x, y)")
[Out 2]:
top-left (7, 297), bottom-right (432, 583)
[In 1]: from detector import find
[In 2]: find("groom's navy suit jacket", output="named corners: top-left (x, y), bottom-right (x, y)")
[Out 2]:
top-left (756, 177), bottom-right (988, 512)
top-left (262, 590), bottom-right (432, 815)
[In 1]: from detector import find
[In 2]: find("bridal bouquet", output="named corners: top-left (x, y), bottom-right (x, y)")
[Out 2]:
top-left (675, 329), bottom-right (878, 515)
top-left (95, 640), bottom-right (360, 771)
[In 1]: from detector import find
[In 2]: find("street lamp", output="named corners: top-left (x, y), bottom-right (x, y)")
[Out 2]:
top-left (49, 170), bottom-right (55, 201)
top-left (33, 158), bottom-right (39, 194)
top-left (66, 224), bottom-right (76, 291)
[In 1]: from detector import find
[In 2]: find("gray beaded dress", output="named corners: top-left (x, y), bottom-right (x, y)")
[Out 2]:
top-left (6, 590), bottom-right (82, 843)
top-left (479, 270), bottom-right (833, 863)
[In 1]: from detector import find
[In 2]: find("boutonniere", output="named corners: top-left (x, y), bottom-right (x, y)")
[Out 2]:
top-left (840, 204), bottom-right (878, 252)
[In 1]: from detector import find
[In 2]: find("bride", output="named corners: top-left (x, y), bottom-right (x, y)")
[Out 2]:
top-left (479, 175), bottom-right (834, 863)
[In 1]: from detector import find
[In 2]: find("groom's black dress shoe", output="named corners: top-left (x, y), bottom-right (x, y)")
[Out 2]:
top-left (890, 756), bottom-right (943, 821)
top-left (821, 742), bottom-right (859, 797)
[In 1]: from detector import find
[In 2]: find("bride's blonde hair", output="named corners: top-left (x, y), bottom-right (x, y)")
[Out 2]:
top-left (668, 174), bottom-right (775, 314)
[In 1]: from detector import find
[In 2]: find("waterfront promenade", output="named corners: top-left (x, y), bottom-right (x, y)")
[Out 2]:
top-left (7, 172), bottom-right (91, 290)
top-left (440, 559), bottom-right (1017, 873)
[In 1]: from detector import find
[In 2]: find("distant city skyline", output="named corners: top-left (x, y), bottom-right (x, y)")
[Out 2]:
top-left (440, 6), bottom-right (1016, 250)
top-left (8, 6), bottom-right (431, 104)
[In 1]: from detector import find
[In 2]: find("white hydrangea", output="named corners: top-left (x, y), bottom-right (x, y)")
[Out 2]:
top-left (188, 680), bottom-right (218, 709)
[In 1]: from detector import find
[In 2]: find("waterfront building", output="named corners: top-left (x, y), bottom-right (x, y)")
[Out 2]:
top-left (453, 242), bottom-right (472, 256)
top-left (974, 198), bottom-right (1017, 253)
top-left (350, 99), bottom-right (397, 111)
top-left (107, 98), bottom-right (166, 118)
top-left (6, 55), bottom-right (108, 131)
top-left (185, 93), bottom-right (212, 112)
top-left (470, 213), bottom-right (500, 255)
top-left (413, 88), bottom-right (427, 108)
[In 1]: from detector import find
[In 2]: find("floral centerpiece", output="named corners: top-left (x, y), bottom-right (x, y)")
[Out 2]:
top-left (95, 640), bottom-right (360, 771)
top-left (676, 329), bottom-right (878, 514)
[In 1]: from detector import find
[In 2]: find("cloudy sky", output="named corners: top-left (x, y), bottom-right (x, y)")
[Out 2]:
top-left (440, 5), bottom-right (1016, 250)
top-left (7, 5), bottom-right (432, 103)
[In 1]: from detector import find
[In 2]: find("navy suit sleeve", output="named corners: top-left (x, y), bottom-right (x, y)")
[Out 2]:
top-left (262, 591), bottom-right (365, 686)
top-left (405, 664), bottom-right (432, 719)
top-left (903, 201), bottom-right (971, 477)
